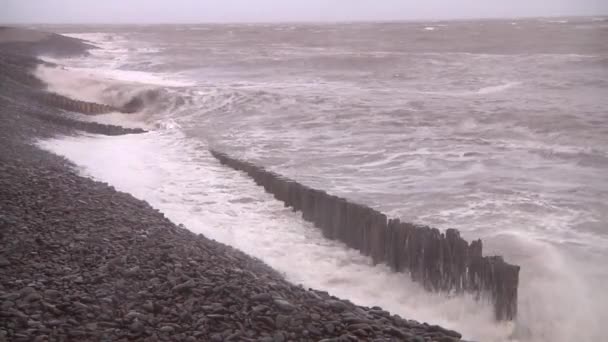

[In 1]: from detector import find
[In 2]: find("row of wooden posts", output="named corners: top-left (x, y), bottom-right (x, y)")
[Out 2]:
top-left (210, 150), bottom-right (520, 321)
top-left (40, 92), bottom-right (122, 115)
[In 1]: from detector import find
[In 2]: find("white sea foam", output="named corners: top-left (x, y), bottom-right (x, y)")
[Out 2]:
top-left (61, 32), bottom-right (115, 42)
top-left (35, 64), bottom-right (193, 93)
top-left (475, 81), bottom-right (521, 94)
top-left (418, 81), bottom-right (521, 97)
top-left (541, 20), bottom-right (569, 24)
top-left (47, 32), bottom-right (182, 86)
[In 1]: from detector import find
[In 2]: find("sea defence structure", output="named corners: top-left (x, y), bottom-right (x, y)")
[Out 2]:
top-left (210, 150), bottom-right (520, 321)
top-left (40, 92), bottom-right (122, 115)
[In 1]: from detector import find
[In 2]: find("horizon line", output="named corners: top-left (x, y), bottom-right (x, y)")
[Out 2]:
top-left (2, 13), bottom-right (606, 26)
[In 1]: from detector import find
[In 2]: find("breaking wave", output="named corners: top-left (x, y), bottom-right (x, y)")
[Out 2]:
top-left (34, 64), bottom-right (193, 124)
top-left (419, 81), bottom-right (522, 97)
top-left (475, 81), bottom-right (521, 94)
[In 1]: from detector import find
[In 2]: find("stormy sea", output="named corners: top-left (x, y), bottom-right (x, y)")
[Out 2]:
top-left (31, 17), bottom-right (607, 341)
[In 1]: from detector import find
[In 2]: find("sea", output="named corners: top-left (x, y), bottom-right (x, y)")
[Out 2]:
top-left (30, 17), bottom-right (608, 341)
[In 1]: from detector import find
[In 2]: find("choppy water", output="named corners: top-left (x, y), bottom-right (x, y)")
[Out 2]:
top-left (33, 17), bottom-right (608, 341)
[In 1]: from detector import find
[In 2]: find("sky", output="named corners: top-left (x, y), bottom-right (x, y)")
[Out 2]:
top-left (2, 0), bottom-right (607, 24)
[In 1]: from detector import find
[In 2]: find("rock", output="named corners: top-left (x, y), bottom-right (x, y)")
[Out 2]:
top-left (85, 323), bottom-right (97, 330)
top-left (68, 329), bottom-right (86, 337)
top-left (129, 319), bottom-right (144, 334)
top-left (72, 302), bottom-right (88, 312)
top-left (159, 326), bottom-right (174, 333)
top-left (2, 292), bottom-right (19, 301)
top-left (386, 327), bottom-right (411, 338)
top-left (43, 289), bottom-right (60, 299)
top-left (251, 293), bottom-right (272, 302)
top-left (438, 337), bottom-right (460, 342)
top-left (207, 314), bottom-right (225, 319)
top-left (172, 279), bottom-right (195, 293)
top-left (347, 323), bottom-right (371, 331)
top-left (209, 333), bottom-right (223, 342)
top-left (225, 331), bottom-right (241, 340)
top-left (124, 266), bottom-right (140, 277)
top-left (257, 316), bottom-right (274, 327)
top-left (0, 301), bottom-right (14, 310)
top-left (369, 309), bottom-right (390, 317)
top-left (428, 324), bottom-right (462, 338)
top-left (307, 323), bottom-right (322, 336)
top-left (124, 310), bottom-right (145, 321)
top-left (273, 299), bottom-right (295, 312)
top-left (275, 314), bottom-right (289, 328)
top-left (142, 301), bottom-right (154, 313)
top-left (0, 256), bottom-right (9, 267)
top-left (41, 302), bottom-right (59, 315)
top-left (19, 287), bottom-right (36, 297)
top-left (252, 304), bottom-right (269, 313)
top-left (23, 292), bottom-right (42, 303)
top-left (273, 331), bottom-right (286, 342)
top-left (46, 319), bottom-right (62, 327)
top-left (26, 319), bottom-right (40, 328)
top-left (327, 300), bottom-right (347, 312)
top-left (343, 317), bottom-right (374, 325)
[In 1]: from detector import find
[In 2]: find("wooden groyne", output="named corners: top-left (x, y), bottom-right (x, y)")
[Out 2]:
top-left (210, 150), bottom-right (520, 321)
top-left (39, 92), bottom-right (122, 115)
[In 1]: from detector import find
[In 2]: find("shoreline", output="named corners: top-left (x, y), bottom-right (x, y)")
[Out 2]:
top-left (0, 28), bottom-right (467, 341)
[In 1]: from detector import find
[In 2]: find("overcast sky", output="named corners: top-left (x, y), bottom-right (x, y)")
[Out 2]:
top-left (2, 0), bottom-right (607, 24)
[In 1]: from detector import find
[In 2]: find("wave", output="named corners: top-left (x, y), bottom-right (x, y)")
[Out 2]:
top-left (540, 19), bottom-right (569, 24)
top-left (419, 81), bottom-right (521, 97)
top-left (34, 64), bottom-right (192, 124)
top-left (564, 56), bottom-right (608, 69)
top-left (475, 81), bottom-right (521, 95)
